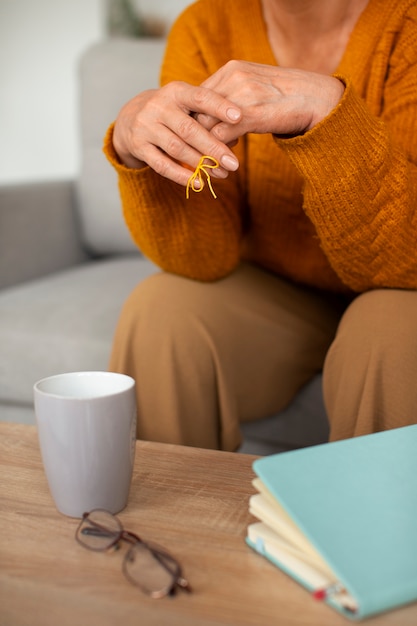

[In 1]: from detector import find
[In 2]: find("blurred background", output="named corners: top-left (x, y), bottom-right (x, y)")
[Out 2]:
top-left (0, 0), bottom-right (191, 186)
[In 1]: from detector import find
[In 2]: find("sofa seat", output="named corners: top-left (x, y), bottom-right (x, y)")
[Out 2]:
top-left (0, 255), bottom-right (157, 422)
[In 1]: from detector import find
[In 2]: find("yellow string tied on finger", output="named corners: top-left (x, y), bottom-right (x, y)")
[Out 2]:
top-left (186, 156), bottom-right (219, 200)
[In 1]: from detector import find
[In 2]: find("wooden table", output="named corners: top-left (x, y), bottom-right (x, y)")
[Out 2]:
top-left (1, 423), bottom-right (416, 626)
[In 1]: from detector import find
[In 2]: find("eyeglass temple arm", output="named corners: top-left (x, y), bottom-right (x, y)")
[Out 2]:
top-left (81, 527), bottom-right (117, 539)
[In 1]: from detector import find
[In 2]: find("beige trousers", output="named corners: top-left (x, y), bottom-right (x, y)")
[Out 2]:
top-left (109, 263), bottom-right (417, 450)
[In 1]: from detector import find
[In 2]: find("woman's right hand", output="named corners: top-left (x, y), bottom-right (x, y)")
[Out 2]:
top-left (112, 81), bottom-right (242, 187)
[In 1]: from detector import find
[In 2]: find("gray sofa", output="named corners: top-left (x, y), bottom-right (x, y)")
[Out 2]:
top-left (0, 37), bottom-right (329, 454)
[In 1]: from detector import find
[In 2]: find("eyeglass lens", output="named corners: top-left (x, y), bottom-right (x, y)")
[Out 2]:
top-left (77, 509), bottom-right (122, 551)
top-left (124, 542), bottom-right (180, 597)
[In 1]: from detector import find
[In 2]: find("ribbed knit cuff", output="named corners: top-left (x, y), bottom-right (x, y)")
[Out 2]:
top-left (102, 122), bottom-right (149, 175)
top-left (273, 75), bottom-right (387, 199)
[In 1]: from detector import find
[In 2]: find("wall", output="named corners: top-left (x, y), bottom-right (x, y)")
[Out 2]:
top-left (0, 0), bottom-right (104, 185)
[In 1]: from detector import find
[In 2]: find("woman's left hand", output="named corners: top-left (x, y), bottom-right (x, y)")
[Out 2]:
top-left (196, 60), bottom-right (345, 142)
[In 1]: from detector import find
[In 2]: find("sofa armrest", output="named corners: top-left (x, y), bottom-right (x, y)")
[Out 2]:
top-left (0, 180), bottom-right (89, 289)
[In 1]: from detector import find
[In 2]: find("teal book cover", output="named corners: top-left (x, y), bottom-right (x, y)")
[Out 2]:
top-left (247, 425), bottom-right (417, 620)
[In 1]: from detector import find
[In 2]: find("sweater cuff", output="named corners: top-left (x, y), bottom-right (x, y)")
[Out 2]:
top-left (273, 74), bottom-right (385, 184)
top-left (102, 122), bottom-right (153, 178)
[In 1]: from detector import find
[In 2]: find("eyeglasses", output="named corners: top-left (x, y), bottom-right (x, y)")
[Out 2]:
top-left (75, 509), bottom-right (191, 598)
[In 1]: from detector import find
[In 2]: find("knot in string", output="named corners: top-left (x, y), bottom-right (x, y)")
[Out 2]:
top-left (186, 156), bottom-right (219, 200)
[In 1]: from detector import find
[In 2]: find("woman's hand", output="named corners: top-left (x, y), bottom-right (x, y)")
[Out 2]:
top-left (198, 60), bottom-right (345, 144)
top-left (112, 81), bottom-right (242, 186)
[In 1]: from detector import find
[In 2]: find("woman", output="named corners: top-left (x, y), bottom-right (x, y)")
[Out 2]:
top-left (104, 0), bottom-right (417, 449)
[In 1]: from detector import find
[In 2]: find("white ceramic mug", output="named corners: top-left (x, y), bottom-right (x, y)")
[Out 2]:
top-left (33, 371), bottom-right (136, 518)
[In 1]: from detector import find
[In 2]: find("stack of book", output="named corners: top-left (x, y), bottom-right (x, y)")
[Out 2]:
top-left (246, 425), bottom-right (417, 620)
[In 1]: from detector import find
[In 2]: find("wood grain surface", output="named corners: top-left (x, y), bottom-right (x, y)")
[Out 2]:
top-left (1, 422), bottom-right (416, 626)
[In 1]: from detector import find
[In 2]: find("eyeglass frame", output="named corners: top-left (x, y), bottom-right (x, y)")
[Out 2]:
top-left (75, 509), bottom-right (191, 599)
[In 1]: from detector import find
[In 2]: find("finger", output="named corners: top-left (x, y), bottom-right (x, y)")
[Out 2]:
top-left (189, 113), bottom-right (239, 164)
top-left (159, 81), bottom-right (241, 128)
top-left (157, 112), bottom-right (239, 174)
top-left (183, 83), bottom-right (242, 124)
top-left (141, 141), bottom-right (229, 187)
top-left (191, 111), bottom-right (219, 131)
top-left (210, 120), bottom-right (246, 147)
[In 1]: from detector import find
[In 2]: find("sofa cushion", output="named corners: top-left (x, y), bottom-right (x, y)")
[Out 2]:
top-left (0, 180), bottom-right (88, 289)
top-left (0, 255), bottom-right (157, 406)
top-left (77, 38), bottom-right (166, 255)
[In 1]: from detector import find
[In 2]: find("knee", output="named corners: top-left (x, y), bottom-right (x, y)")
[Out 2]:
top-left (327, 289), bottom-right (417, 364)
top-left (323, 289), bottom-right (417, 438)
top-left (116, 271), bottom-right (217, 344)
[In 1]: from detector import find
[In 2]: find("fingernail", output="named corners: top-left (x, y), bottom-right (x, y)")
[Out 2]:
top-left (227, 108), bottom-right (241, 121)
top-left (221, 154), bottom-right (239, 171)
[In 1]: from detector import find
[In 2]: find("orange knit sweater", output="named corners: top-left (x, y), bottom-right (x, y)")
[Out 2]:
top-left (103, 0), bottom-right (417, 293)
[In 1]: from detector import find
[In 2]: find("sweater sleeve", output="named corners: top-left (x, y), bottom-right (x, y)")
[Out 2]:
top-left (275, 12), bottom-right (417, 291)
top-left (102, 6), bottom-right (246, 282)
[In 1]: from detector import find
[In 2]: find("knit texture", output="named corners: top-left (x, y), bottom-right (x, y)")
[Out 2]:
top-left (103, 0), bottom-right (417, 293)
